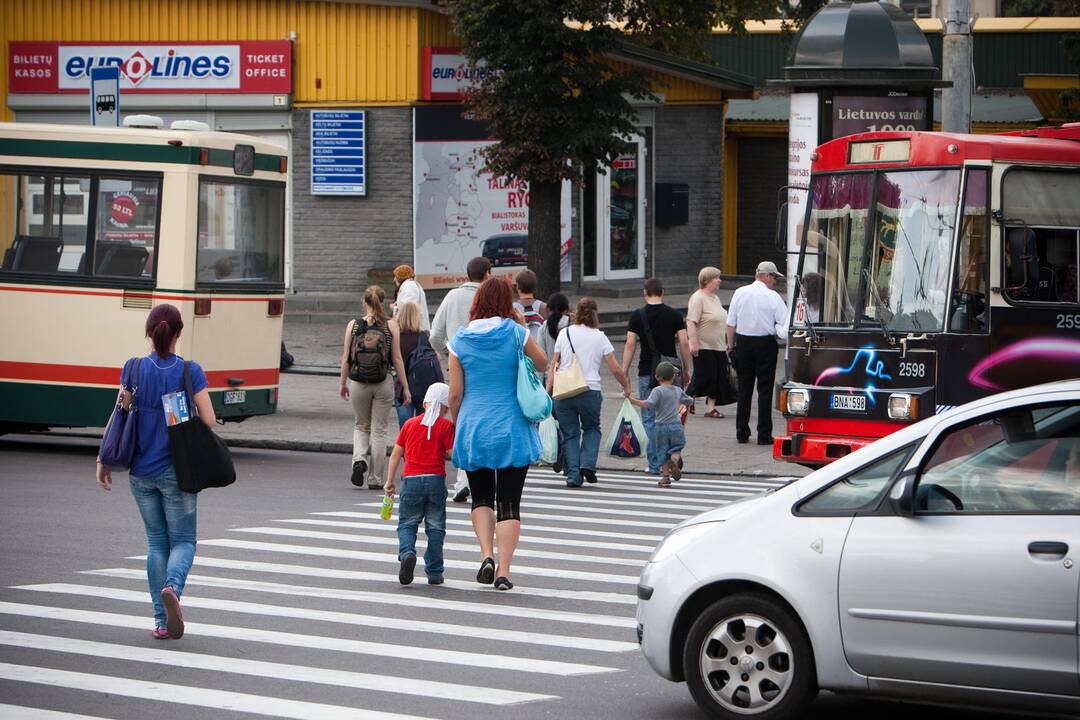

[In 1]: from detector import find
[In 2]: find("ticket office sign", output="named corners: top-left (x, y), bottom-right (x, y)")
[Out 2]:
top-left (311, 110), bottom-right (366, 196)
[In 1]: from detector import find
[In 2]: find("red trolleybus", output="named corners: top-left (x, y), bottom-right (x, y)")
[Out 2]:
top-left (775, 126), bottom-right (1080, 466)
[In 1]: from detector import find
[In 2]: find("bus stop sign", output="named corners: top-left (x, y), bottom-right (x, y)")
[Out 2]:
top-left (90, 66), bottom-right (120, 127)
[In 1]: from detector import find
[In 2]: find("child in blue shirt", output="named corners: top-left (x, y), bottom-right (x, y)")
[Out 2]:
top-left (630, 362), bottom-right (693, 487)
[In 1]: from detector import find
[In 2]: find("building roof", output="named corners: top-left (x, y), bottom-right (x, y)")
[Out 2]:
top-left (614, 41), bottom-right (754, 97)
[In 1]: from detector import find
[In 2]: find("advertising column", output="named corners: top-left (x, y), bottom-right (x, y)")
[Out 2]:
top-left (786, 92), bottom-right (818, 304)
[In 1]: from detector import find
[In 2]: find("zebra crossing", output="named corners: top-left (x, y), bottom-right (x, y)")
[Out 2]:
top-left (0, 467), bottom-right (787, 719)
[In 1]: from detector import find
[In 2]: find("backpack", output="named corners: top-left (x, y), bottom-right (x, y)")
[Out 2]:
top-left (405, 332), bottom-right (444, 402)
top-left (518, 300), bottom-right (544, 345)
top-left (348, 318), bottom-right (391, 383)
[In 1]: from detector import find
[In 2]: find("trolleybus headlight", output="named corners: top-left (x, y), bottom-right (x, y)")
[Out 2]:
top-left (888, 393), bottom-right (918, 420)
top-left (785, 388), bottom-right (810, 416)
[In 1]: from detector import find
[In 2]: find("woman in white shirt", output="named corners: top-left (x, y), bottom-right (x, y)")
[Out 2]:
top-left (392, 264), bottom-right (430, 332)
top-left (548, 298), bottom-right (631, 487)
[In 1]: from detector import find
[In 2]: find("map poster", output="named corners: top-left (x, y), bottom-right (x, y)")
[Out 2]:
top-left (413, 106), bottom-right (572, 289)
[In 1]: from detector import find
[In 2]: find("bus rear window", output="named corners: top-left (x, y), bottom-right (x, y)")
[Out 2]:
top-left (197, 179), bottom-right (284, 287)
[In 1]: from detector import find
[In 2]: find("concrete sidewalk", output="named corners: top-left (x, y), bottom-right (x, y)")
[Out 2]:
top-left (269, 316), bottom-right (810, 481)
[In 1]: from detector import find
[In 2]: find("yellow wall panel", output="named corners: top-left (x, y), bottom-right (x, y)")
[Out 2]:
top-left (0, 0), bottom-right (441, 119)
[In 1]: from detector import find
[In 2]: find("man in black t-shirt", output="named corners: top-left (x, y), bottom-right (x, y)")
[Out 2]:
top-left (622, 278), bottom-right (693, 474)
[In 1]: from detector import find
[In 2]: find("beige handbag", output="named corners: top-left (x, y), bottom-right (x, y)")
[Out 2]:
top-left (552, 327), bottom-right (589, 400)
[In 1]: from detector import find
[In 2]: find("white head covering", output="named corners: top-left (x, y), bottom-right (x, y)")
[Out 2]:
top-left (420, 382), bottom-right (450, 438)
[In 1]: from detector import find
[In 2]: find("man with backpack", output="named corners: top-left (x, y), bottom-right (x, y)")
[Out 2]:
top-left (513, 269), bottom-right (548, 346)
top-left (621, 278), bottom-right (692, 475)
top-left (429, 256), bottom-right (491, 502)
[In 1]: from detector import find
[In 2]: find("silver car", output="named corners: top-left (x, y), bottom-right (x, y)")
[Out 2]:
top-left (637, 380), bottom-right (1080, 719)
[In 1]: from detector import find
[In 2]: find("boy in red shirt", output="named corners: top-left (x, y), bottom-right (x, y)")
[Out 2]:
top-left (384, 382), bottom-right (454, 585)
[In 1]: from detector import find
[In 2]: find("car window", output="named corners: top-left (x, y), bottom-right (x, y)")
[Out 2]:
top-left (800, 445), bottom-right (912, 513)
top-left (917, 403), bottom-right (1080, 514)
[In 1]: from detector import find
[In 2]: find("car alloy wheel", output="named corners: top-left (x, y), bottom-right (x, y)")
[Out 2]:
top-left (700, 613), bottom-right (793, 712)
top-left (684, 593), bottom-right (815, 719)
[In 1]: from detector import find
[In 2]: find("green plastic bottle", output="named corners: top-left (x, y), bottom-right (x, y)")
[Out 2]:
top-left (380, 494), bottom-right (394, 521)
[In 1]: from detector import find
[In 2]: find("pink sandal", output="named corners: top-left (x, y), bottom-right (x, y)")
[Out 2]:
top-left (152, 627), bottom-right (171, 640)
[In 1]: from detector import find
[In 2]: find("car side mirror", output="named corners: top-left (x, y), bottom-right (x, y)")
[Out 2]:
top-left (890, 469), bottom-right (918, 517)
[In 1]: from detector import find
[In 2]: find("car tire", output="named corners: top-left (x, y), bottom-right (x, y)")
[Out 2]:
top-left (683, 593), bottom-right (816, 720)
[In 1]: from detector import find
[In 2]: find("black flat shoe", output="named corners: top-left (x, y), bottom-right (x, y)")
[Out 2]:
top-left (494, 576), bottom-right (514, 591)
top-left (399, 554), bottom-right (416, 585)
top-left (350, 460), bottom-right (367, 487)
top-left (477, 557), bottom-right (495, 584)
top-left (581, 468), bottom-right (597, 484)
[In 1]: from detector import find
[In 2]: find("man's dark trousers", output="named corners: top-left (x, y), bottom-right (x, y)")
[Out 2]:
top-left (734, 334), bottom-right (778, 442)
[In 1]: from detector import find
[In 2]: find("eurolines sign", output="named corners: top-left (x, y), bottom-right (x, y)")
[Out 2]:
top-left (9, 41), bottom-right (292, 94)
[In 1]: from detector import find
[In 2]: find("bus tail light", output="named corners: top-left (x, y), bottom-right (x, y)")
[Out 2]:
top-left (198, 148), bottom-right (209, 166)
top-left (267, 298), bottom-right (284, 316)
top-left (279, 157), bottom-right (288, 174)
top-left (888, 393), bottom-right (918, 421)
top-left (194, 297), bottom-right (212, 316)
top-left (784, 388), bottom-right (810, 416)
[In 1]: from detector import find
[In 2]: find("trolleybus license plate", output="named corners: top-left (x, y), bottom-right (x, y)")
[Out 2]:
top-left (224, 390), bottom-right (246, 405)
top-left (830, 394), bottom-right (866, 412)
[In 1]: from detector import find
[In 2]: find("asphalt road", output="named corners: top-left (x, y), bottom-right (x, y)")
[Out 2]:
top-left (0, 437), bottom-right (1051, 720)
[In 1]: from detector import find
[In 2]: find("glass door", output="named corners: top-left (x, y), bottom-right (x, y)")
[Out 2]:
top-left (590, 135), bottom-right (645, 280)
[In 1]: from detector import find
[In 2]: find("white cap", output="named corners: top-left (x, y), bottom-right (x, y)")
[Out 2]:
top-left (755, 261), bottom-right (783, 277)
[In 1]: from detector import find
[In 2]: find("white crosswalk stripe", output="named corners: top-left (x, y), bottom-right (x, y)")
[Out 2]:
top-left (1, 466), bottom-right (779, 718)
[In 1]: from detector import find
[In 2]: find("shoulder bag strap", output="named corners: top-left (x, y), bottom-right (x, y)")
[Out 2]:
top-left (565, 326), bottom-right (577, 358)
top-left (638, 307), bottom-right (660, 358)
top-left (183, 361), bottom-right (198, 419)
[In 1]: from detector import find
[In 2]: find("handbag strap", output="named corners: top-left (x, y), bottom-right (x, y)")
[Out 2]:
top-left (182, 360), bottom-right (199, 419)
top-left (565, 326), bottom-right (577, 358)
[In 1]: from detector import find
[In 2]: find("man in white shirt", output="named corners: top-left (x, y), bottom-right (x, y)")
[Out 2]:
top-left (429, 256), bottom-right (491, 501)
top-left (725, 261), bottom-right (789, 446)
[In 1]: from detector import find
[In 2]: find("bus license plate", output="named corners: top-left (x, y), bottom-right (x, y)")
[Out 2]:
top-left (223, 390), bottom-right (246, 405)
top-left (831, 394), bottom-right (866, 412)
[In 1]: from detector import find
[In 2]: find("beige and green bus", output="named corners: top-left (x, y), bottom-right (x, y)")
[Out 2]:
top-left (0, 120), bottom-right (287, 432)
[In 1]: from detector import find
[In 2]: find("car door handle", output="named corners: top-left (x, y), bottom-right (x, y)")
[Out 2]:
top-left (1028, 541), bottom-right (1069, 557)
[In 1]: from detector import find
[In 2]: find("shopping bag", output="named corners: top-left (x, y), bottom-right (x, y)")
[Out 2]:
top-left (168, 361), bottom-right (236, 493)
top-left (604, 399), bottom-right (649, 459)
top-left (539, 415), bottom-right (560, 465)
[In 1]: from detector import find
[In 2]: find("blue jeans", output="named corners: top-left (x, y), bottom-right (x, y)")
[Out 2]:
top-left (395, 399), bottom-right (420, 428)
top-left (554, 389), bottom-right (603, 486)
top-left (654, 421), bottom-right (687, 468)
top-left (397, 474), bottom-right (447, 579)
top-left (129, 467), bottom-right (197, 628)
top-left (639, 377), bottom-right (661, 473)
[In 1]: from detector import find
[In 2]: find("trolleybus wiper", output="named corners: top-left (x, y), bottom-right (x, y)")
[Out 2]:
top-left (861, 267), bottom-right (893, 342)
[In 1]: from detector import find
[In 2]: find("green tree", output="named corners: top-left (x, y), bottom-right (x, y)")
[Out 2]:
top-left (449, 0), bottom-right (774, 297)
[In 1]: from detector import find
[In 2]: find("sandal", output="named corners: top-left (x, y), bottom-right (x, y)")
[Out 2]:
top-left (657, 478), bottom-right (672, 488)
top-left (477, 557), bottom-right (496, 585)
top-left (703, 409), bottom-right (724, 419)
top-left (494, 576), bottom-right (514, 591)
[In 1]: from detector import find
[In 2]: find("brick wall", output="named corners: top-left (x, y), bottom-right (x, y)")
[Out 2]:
top-left (735, 136), bottom-right (787, 275)
top-left (653, 105), bottom-right (725, 281)
top-left (291, 107), bottom-right (414, 294)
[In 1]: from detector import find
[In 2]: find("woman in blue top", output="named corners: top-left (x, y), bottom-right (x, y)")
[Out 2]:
top-left (95, 303), bottom-right (216, 640)
top-left (448, 277), bottom-right (547, 590)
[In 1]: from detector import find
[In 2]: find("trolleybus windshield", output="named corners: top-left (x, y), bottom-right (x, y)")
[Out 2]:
top-left (799, 168), bottom-right (960, 333)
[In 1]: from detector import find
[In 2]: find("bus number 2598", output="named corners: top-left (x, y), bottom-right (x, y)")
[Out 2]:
top-left (898, 362), bottom-right (927, 378)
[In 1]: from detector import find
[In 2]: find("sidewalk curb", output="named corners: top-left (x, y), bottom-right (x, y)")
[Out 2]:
top-left (16, 431), bottom-right (800, 480)
top-left (283, 365), bottom-right (339, 377)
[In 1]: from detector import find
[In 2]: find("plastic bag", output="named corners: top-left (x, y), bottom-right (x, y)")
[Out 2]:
top-left (539, 415), bottom-right (560, 465)
top-left (605, 399), bottom-right (649, 458)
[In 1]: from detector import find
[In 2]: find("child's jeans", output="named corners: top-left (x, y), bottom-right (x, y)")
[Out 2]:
top-left (397, 474), bottom-right (448, 579)
top-left (653, 421), bottom-right (686, 470)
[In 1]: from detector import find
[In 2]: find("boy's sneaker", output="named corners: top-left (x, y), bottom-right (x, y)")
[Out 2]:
top-left (160, 586), bottom-right (184, 639)
top-left (670, 454), bottom-right (683, 481)
top-left (399, 554), bottom-right (417, 585)
top-left (350, 460), bottom-right (367, 487)
top-left (427, 576), bottom-right (444, 585)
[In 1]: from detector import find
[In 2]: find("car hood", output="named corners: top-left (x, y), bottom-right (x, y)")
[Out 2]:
top-left (673, 479), bottom-right (798, 530)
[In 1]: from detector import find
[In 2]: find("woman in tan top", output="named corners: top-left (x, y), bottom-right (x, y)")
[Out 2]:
top-left (686, 266), bottom-right (735, 418)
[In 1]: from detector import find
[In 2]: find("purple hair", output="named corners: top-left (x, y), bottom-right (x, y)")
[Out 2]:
top-left (145, 304), bottom-right (183, 357)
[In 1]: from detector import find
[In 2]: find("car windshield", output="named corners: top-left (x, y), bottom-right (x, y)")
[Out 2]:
top-left (798, 169), bottom-right (960, 332)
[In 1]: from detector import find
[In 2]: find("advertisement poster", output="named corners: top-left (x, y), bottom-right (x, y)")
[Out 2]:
top-left (832, 95), bottom-right (929, 137)
top-left (786, 92), bottom-right (818, 302)
top-left (413, 106), bottom-right (571, 289)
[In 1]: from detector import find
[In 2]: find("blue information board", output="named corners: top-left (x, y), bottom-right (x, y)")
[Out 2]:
top-left (311, 110), bottom-right (366, 196)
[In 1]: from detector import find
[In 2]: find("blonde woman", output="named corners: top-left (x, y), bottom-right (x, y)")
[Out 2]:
top-left (686, 266), bottom-right (735, 418)
top-left (394, 300), bottom-right (436, 426)
top-left (341, 286), bottom-right (411, 488)
top-left (393, 264), bottom-right (430, 331)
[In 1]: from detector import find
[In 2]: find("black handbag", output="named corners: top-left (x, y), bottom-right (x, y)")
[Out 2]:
top-left (168, 361), bottom-right (236, 493)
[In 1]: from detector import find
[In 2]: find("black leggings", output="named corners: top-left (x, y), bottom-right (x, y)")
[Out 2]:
top-left (467, 465), bottom-right (528, 522)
